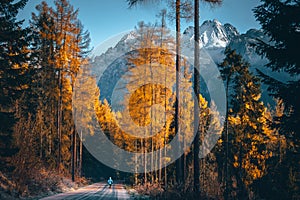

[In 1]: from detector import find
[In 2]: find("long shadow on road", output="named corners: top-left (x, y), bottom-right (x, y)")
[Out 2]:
top-left (40, 182), bottom-right (131, 200)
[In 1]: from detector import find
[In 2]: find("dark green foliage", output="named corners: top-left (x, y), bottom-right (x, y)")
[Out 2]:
top-left (77, 22), bottom-right (93, 58)
top-left (218, 48), bottom-right (275, 199)
top-left (0, 0), bottom-right (30, 107)
top-left (0, 0), bottom-right (30, 170)
top-left (254, 0), bottom-right (300, 74)
top-left (254, 0), bottom-right (300, 140)
top-left (217, 48), bottom-right (241, 200)
top-left (254, 1), bottom-right (300, 198)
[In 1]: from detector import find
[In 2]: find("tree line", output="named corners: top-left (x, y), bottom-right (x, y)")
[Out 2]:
top-left (0, 0), bottom-right (93, 195)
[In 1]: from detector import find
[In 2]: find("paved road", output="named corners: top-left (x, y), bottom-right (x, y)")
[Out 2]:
top-left (41, 183), bottom-right (132, 200)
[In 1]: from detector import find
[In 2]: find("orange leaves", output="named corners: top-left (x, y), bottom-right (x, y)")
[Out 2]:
top-left (228, 97), bottom-right (281, 186)
top-left (128, 84), bottom-right (172, 127)
top-left (228, 115), bottom-right (241, 125)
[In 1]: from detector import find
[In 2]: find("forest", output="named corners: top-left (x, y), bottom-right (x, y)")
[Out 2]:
top-left (0, 0), bottom-right (299, 199)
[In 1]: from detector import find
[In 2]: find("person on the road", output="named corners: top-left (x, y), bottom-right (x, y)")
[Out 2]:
top-left (107, 177), bottom-right (113, 188)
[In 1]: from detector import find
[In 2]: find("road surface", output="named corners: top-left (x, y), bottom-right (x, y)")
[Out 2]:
top-left (41, 182), bottom-right (132, 200)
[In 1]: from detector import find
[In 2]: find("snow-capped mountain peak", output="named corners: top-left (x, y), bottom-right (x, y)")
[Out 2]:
top-left (182, 19), bottom-right (240, 49)
top-left (200, 19), bottom-right (239, 48)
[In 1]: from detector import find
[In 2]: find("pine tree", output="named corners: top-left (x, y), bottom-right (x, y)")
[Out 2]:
top-left (0, 0), bottom-right (30, 168)
top-left (29, 0), bottom-right (91, 179)
top-left (51, 0), bottom-right (81, 174)
top-left (0, 0), bottom-right (29, 106)
top-left (220, 49), bottom-right (278, 199)
top-left (30, 1), bottom-right (58, 169)
top-left (254, 1), bottom-right (300, 198)
top-left (254, 0), bottom-right (300, 141)
top-left (217, 48), bottom-right (242, 199)
top-left (250, 99), bottom-right (289, 199)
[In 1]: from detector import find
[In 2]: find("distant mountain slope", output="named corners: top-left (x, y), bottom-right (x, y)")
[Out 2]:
top-left (90, 19), bottom-right (291, 106)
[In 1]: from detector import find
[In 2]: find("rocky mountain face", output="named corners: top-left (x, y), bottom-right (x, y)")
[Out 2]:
top-left (90, 19), bottom-right (286, 106)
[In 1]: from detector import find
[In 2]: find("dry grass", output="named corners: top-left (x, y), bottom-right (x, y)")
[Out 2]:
top-left (0, 169), bottom-right (90, 199)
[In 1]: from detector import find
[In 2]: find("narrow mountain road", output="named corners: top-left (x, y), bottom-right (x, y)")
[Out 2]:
top-left (40, 182), bottom-right (132, 200)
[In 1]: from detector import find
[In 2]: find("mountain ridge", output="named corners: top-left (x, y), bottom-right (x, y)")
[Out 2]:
top-left (90, 19), bottom-right (289, 107)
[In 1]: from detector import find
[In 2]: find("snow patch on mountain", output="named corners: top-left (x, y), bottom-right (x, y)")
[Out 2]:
top-left (181, 19), bottom-right (240, 63)
top-left (91, 19), bottom-right (290, 106)
top-left (91, 19), bottom-right (242, 82)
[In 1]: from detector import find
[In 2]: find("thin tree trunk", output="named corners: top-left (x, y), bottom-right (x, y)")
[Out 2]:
top-left (40, 123), bottom-right (43, 159)
top-left (164, 64), bottom-right (167, 188)
top-left (79, 130), bottom-right (83, 177)
top-left (135, 140), bottom-right (138, 185)
top-left (57, 68), bottom-right (62, 173)
top-left (193, 0), bottom-right (200, 194)
top-left (224, 79), bottom-right (229, 200)
top-left (151, 138), bottom-right (154, 183)
top-left (159, 149), bottom-right (161, 183)
top-left (183, 133), bottom-right (186, 187)
top-left (144, 139), bottom-right (147, 184)
top-left (57, 8), bottom-right (64, 175)
top-left (71, 128), bottom-right (76, 182)
top-left (143, 62), bottom-right (147, 185)
top-left (175, 0), bottom-right (182, 185)
top-left (159, 9), bottom-right (166, 186)
top-left (150, 58), bottom-right (154, 184)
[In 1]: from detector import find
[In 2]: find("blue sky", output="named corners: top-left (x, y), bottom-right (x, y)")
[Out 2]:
top-left (18, 0), bottom-right (262, 52)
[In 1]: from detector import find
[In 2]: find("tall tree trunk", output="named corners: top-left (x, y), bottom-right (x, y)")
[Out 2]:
top-left (224, 79), bottom-right (230, 200)
top-left (144, 139), bottom-right (147, 184)
top-left (79, 130), bottom-right (83, 177)
top-left (57, 68), bottom-right (62, 173)
top-left (175, 0), bottom-right (182, 185)
top-left (193, 0), bottom-right (200, 195)
top-left (57, 8), bottom-right (64, 175)
top-left (164, 66), bottom-right (167, 188)
top-left (71, 128), bottom-right (76, 182)
top-left (159, 9), bottom-right (166, 186)
top-left (135, 140), bottom-right (138, 185)
top-left (183, 133), bottom-right (186, 186)
top-left (159, 145), bottom-right (162, 183)
top-left (40, 122), bottom-right (43, 159)
top-left (150, 60), bottom-right (154, 184)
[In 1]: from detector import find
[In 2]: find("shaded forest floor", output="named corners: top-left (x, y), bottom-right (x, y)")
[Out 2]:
top-left (0, 170), bottom-right (90, 199)
top-left (127, 183), bottom-right (222, 200)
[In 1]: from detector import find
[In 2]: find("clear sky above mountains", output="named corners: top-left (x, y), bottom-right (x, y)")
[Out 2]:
top-left (18, 0), bottom-right (261, 50)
